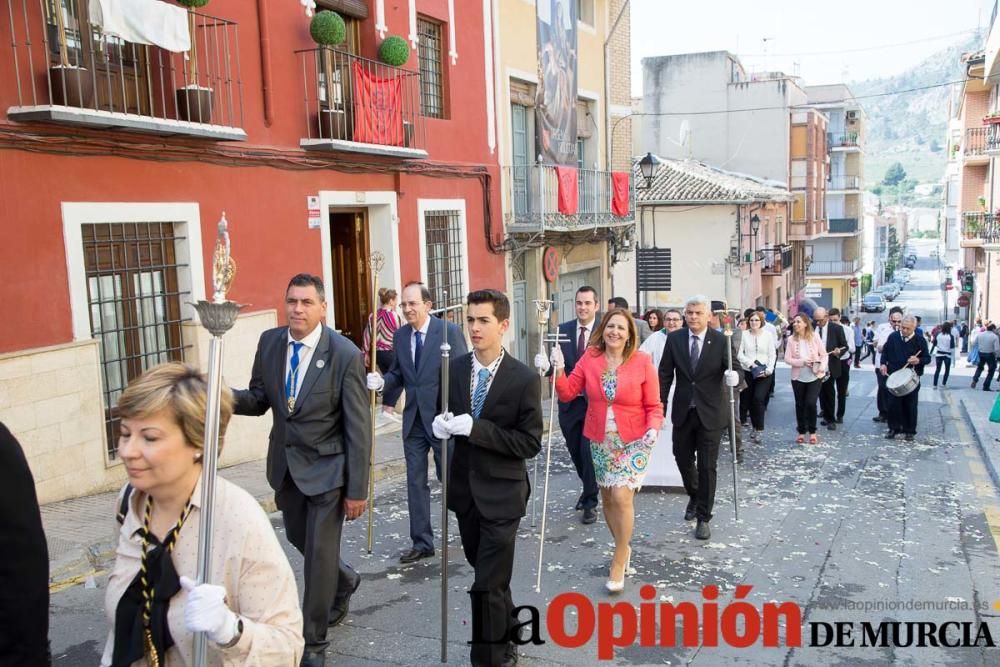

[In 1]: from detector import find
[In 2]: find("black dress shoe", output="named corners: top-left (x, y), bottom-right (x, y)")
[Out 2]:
top-left (695, 520), bottom-right (711, 540)
top-left (835, 417), bottom-right (844, 424)
top-left (827, 422), bottom-right (836, 431)
top-left (736, 451), bottom-right (744, 464)
top-left (399, 547), bottom-right (435, 564)
top-left (872, 415), bottom-right (886, 423)
top-left (575, 499), bottom-right (583, 511)
top-left (300, 648), bottom-right (326, 667)
top-left (884, 430), bottom-right (897, 440)
top-left (328, 574), bottom-right (361, 627)
top-left (684, 498), bottom-right (697, 522)
top-left (820, 419), bottom-right (828, 426)
top-left (501, 640), bottom-right (519, 666)
top-left (581, 507), bottom-right (598, 524)
top-left (904, 433), bottom-right (915, 441)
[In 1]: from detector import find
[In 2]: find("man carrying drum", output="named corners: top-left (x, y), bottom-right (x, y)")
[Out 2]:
top-left (880, 315), bottom-right (931, 441)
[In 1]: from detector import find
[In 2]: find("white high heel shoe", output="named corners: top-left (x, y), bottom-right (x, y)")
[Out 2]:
top-left (605, 546), bottom-right (633, 593)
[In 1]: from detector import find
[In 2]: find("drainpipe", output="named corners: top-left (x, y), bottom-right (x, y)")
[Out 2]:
top-left (257, 0), bottom-right (274, 127)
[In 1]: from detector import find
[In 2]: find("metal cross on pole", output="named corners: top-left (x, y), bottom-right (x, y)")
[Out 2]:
top-left (366, 251), bottom-right (385, 554)
top-left (715, 304), bottom-right (741, 522)
top-left (529, 298), bottom-right (555, 527)
top-left (191, 213), bottom-right (245, 666)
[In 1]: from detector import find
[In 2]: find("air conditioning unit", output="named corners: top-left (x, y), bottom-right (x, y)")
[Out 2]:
top-left (847, 110), bottom-right (858, 120)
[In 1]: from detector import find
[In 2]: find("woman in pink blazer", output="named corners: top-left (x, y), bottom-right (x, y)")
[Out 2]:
top-left (553, 308), bottom-right (663, 593)
top-left (784, 313), bottom-right (829, 444)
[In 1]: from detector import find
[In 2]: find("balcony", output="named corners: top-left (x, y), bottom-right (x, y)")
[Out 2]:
top-left (827, 175), bottom-right (860, 191)
top-left (827, 217), bottom-right (860, 234)
top-left (962, 212), bottom-right (1000, 247)
top-left (296, 48), bottom-right (426, 159)
top-left (758, 245), bottom-right (793, 275)
top-left (4, 1), bottom-right (245, 140)
top-left (806, 259), bottom-right (860, 276)
top-left (827, 132), bottom-right (861, 151)
top-left (965, 127), bottom-right (988, 162)
top-left (503, 165), bottom-right (634, 232)
top-left (984, 123), bottom-right (1000, 154)
top-left (789, 219), bottom-right (827, 240)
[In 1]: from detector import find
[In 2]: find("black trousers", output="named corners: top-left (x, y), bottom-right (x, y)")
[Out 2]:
top-left (835, 360), bottom-right (850, 420)
top-left (740, 372), bottom-right (772, 430)
top-left (934, 356), bottom-right (951, 386)
top-left (672, 408), bottom-right (723, 522)
top-left (559, 405), bottom-right (598, 510)
top-left (875, 369), bottom-right (889, 417)
top-left (456, 506), bottom-right (520, 667)
top-left (973, 352), bottom-right (997, 389)
top-left (887, 384), bottom-right (920, 434)
top-left (275, 474), bottom-right (357, 651)
top-left (819, 370), bottom-right (837, 421)
top-left (792, 379), bottom-right (822, 434)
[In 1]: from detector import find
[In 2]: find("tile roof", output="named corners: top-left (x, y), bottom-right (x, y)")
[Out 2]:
top-left (635, 158), bottom-right (794, 205)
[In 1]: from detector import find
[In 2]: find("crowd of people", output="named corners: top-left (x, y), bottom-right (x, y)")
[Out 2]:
top-left (2, 272), bottom-right (977, 667)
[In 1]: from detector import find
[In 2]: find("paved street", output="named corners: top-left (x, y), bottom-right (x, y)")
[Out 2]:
top-left (47, 241), bottom-right (1000, 665)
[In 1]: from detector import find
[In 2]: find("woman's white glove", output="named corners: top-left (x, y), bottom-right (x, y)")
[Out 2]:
top-left (724, 370), bottom-right (740, 387)
top-left (533, 353), bottom-right (551, 374)
top-left (641, 428), bottom-right (658, 447)
top-left (550, 344), bottom-right (565, 370)
top-left (179, 576), bottom-right (238, 645)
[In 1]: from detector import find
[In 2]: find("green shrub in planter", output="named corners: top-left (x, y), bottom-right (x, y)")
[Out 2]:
top-left (310, 10), bottom-right (346, 46)
top-left (379, 35), bottom-right (410, 67)
top-left (176, 0), bottom-right (209, 7)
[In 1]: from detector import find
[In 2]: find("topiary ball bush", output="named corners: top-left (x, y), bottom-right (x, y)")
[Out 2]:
top-left (310, 10), bottom-right (346, 46)
top-left (379, 35), bottom-right (410, 67)
top-left (176, 0), bottom-right (210, 7)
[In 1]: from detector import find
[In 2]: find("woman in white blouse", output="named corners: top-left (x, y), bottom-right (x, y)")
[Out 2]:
top-left (737, 311), bottom-right (777, 441)
top-left (101, 363), bottom-right (303, 666)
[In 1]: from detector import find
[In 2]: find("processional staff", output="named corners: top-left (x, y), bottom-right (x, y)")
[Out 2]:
top-left (438, 289), bottom-right (451, 663)
top-left (530, 298), bottom-right (555, 527)
top-left (191, 214), bottom-right (245, 666)
top-left (715, 304), bottom-right (740, 521)
top-left (366, 251), bottom-right (386, 554)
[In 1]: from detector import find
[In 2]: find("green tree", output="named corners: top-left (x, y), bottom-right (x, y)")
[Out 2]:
top-left (883, 162), bottom-right (907, 186)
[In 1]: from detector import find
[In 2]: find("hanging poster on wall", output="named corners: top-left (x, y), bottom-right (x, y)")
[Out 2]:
top-left (535, 0), bottom-right (577, 166)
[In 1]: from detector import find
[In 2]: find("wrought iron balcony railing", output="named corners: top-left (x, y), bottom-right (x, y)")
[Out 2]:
top-left (827, 175), bottom-right (860, 190)
top-left (4, 0), bottom-right (245, 140)
top-left (828, 217), bottom-right (860, 234)
top-left (296, 47), bottom-right (426, 158)
top-left (758, 245), bottom-right (793, 275)
top-left (806, 259), bottom-right (860, 275)
top-left (827, 132), bottom-right (860, 149)
top-left (963, 212), bottom-right (1000, 244)
top-left (503, 164), bottom-right (635, 232)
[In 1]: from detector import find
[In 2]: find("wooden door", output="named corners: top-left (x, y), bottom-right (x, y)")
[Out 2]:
top-left (329, 209), bottom-right (370, 347)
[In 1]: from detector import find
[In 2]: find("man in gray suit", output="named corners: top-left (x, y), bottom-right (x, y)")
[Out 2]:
top-left (233, 273), bottom-right (370, 667)
top-left (366, 282), bottom-right (467, 563)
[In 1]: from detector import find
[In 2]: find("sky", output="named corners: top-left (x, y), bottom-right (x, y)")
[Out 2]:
top-left (630, 0), bottom-right (993, 96)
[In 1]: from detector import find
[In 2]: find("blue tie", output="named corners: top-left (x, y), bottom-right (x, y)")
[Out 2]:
top-left (472, 368), bottom-right (491, 418)
top-left (285, 342), bottom-right (304, 404)
top-left (414, 330), bottom-right (423, 370)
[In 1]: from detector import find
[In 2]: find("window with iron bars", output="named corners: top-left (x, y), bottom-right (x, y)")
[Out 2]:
top-left (417, 17), bottom-right (445, 118)
top-left (424, 210), bottom-right (464, 310)
top-left (82, 223), bottom-right (189, 459)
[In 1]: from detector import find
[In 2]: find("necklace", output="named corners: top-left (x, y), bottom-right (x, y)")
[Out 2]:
top-left (140, 494), bottom-right (195, 667)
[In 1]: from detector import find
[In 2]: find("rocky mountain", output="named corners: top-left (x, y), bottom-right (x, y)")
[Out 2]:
top-left (850, 33), bottom-right (983, 186)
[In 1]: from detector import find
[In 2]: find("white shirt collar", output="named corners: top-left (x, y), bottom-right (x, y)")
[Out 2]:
top-left (577, 318), bottom-right (595, 331)
top-left (415, 316), bottom-right (431, 336)
top-left (288, 322), bottom-right (323, 349)
top-left (688, 328), bottom-right (704, 340)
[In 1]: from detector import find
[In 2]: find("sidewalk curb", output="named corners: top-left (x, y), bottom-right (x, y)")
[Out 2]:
top-left (48, 457), bottom-right (408, 592)
top-left (958, 397), bottom-right (1000, 491)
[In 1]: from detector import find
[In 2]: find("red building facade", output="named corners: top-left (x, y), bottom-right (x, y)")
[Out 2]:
top-left (0, 0), bottom-right (504, 502)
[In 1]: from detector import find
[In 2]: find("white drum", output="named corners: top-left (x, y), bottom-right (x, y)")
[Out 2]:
top-left (886, 367), bottom-right (919, 397)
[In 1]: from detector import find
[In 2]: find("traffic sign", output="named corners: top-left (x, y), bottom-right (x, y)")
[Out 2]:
top-left (958, 294), bottom-right (970, 307)
top-left (543, 247), bottom-right (560, 283)
top-left (849, 278), bottom-right (859, 288)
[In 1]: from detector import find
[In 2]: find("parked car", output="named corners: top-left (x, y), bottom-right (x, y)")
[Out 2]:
top-left (882, 284), bottom-right (900, 300)
top-left (862, 293), bottom-right (887, 312)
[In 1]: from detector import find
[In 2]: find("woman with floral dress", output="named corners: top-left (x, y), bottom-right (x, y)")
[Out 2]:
top-left (552, 308), bottom-right (662, 593)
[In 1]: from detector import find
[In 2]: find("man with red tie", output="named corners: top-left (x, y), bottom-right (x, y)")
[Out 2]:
top-left (535, 286), bottom-right (600, 524)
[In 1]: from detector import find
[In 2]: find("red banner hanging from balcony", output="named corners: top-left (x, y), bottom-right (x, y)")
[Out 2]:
top-left (352, 62), bottom-right (404, 146)
top-left (611, 172), bottom-right (630, 217)
top-left (555, 166), bottom-right (578, 214)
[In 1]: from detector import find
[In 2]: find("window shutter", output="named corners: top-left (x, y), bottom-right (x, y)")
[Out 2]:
top-left (576, 101), bottom-right (592, 139)
top-left (510, 80), bottom-right (535, 108)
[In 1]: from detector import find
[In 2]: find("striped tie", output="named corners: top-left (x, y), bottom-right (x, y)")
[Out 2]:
top-left (472, 368), bottom-right (491, 418)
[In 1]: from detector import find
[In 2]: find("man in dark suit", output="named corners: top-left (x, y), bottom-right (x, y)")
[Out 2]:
top-left (233, 273), bottom-right (370, 667)
top-left (366, 281), bottom-right (466, 563)
top-left (0, 423), bottom-right (49, 666)
top-left (534, 285), bottom-right (600, 523)
top-left (881, 315), bottom-right (931, 441)
top-left (433, 289), bottom-right (542, 667)
top-left (813, 307), bottom-right (848, 431)
top-left (658, 295), bottom-right (741, 541)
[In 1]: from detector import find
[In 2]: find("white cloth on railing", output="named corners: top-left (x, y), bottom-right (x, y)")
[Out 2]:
top-left (88, 0), bottom-right (191, 54)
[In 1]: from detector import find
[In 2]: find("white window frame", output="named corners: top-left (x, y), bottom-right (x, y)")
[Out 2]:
top-left (61, 202), bottom-right (206, 341)
top-left (417, 199), bottom-right (470, 309)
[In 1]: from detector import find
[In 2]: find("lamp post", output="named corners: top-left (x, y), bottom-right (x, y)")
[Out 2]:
top-left (749, 213), bottom-right (761, 274)
top-left (638, 152), bottom-right (660, 189)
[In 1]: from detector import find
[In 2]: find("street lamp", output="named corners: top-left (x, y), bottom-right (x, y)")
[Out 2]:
top-left (749, 213), bottom-right (761, 273)
top-left (638, 152), bottom-right (660, 189)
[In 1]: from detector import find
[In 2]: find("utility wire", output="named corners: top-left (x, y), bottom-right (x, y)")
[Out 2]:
top-left (735, 29), bottom-right (978, 57)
